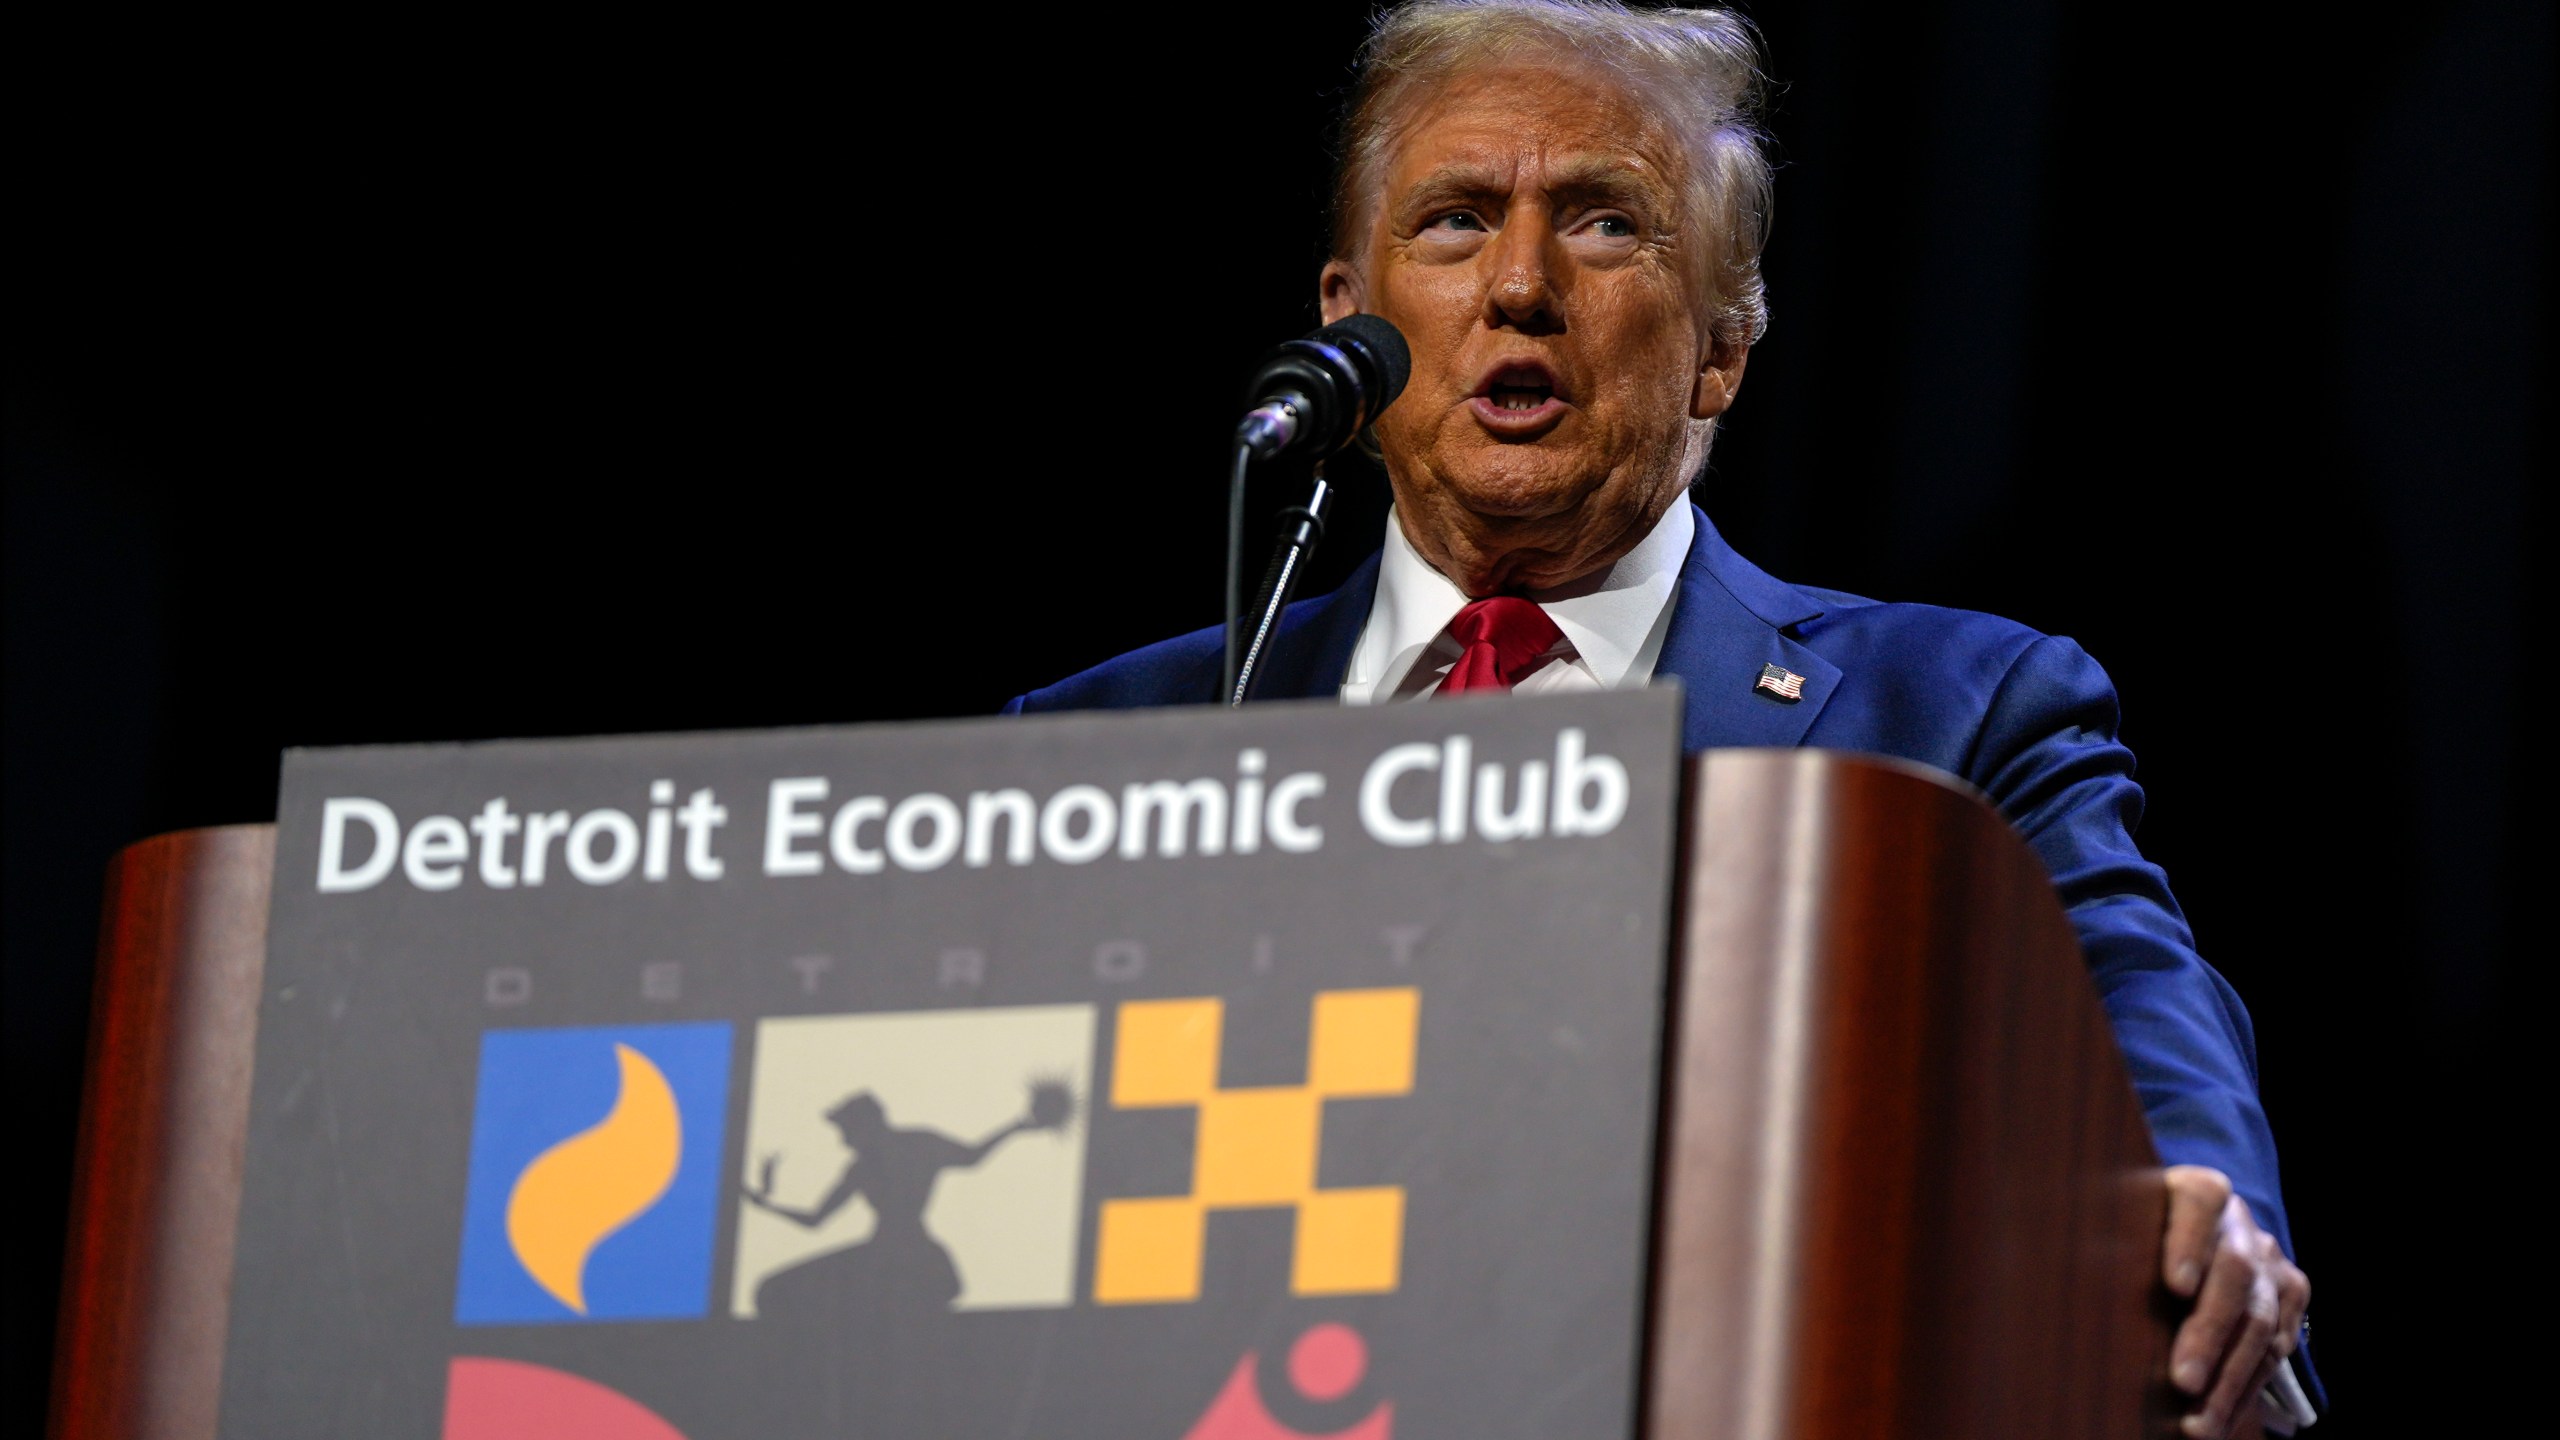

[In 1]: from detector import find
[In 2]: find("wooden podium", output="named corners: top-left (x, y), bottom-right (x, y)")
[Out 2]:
top-left (1646, 751), bottom-right (2174, 1438)
top-left (50, 751), bottom-right (2182, 1438)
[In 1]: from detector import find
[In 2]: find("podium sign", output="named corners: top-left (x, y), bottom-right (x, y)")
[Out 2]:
top-left (216, 691), bottom-right (1684, 1437)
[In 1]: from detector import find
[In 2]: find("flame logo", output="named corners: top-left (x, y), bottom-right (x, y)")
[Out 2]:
top-left (504, 1043), bottom-right (682, 1314)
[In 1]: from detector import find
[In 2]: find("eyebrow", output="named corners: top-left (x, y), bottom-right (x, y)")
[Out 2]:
top-left (1396, 163), bottom-right (1510, 213)
top-left (1395, 154), bottom-right (1672, 216)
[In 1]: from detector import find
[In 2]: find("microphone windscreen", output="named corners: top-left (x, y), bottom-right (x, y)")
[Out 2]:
top-left (1326, 313), bottom-right (1412, 414)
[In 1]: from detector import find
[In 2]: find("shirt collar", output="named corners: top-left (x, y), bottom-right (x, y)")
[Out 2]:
top-left (1343, 500), bottom-right (1694, 700)
top-left (1536, 498), bottom-right (1693, 688)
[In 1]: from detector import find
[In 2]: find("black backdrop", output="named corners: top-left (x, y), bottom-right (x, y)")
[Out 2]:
top-left (5, 2), bottom-right (2543, 1433)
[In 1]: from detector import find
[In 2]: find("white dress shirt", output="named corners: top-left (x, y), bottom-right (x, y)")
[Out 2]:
top-left (1341, 501), bottom-right (1695, 704)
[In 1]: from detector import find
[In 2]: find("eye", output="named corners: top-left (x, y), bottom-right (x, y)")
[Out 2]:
top-left (1587, 214), bottom-right (1636, 238)
top-left (1426, 211), bottom-right (1488, 233)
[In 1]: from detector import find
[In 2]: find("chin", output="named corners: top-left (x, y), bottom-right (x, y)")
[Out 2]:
top-left (1429, 448), bottom-right (1603, 521)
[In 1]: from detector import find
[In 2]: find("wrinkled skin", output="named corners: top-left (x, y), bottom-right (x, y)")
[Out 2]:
top-left (1322, 63), bottom-right (2311, 1440)
top-left (1319, 63), bottom-right (1745, 595)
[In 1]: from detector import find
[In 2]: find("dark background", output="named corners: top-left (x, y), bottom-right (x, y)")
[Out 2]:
top-left (5, 1), bottom-right (2543, 1433)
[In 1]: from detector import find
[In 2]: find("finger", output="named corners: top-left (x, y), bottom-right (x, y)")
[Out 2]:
top-left (2190, 1354), bottom-right (2282, 1440)
top-left (2187, 1270), bottom-right (2279, 1438)
top-left (2161, 1166), bottom-right (2232, 1296)
top-left (2170, 1214), bottom-right (2254, 1395)
top-left (2273, 1254), bottom-right (2311, 1356)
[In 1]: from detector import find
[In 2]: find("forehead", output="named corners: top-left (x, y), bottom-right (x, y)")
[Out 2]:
top-left (1379, 62), bottom-right (1684, 195)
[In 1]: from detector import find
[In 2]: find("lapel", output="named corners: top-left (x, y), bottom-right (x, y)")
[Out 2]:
top-left (1658, 504), bottom-right (1841, 752)
top-left (1234, 514), bottom-right (1840, 746)
top-left (1241, 549), bottom-right (1382, 703)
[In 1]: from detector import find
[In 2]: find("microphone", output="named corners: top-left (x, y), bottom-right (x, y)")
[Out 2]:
top-left (1235, 314), bottom-right (1412, 460)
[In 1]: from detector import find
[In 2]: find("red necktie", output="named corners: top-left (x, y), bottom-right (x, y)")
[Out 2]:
top-left (1434, 596), bottom-right (1565, 696)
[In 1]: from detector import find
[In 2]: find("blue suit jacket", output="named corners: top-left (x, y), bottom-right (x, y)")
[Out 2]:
top-left (1010, 504), bottom-right (2309, 1387)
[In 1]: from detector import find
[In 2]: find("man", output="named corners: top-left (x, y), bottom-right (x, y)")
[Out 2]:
top-left (1009, 3), bottom-right (2315, 1433)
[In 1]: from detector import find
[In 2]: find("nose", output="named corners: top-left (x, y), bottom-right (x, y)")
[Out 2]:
top-left (1481, 213), bottom-right (1564, 334)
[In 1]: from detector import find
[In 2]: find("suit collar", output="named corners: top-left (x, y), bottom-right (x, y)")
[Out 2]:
top-left (1685, 502), bottom-right (1829, 631)
top-left (1660, 504), bottom-right (1842, 752)
top-left (1243, 505), bottom-right (1843, 752)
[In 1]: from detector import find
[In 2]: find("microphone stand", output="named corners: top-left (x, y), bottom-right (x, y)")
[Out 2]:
top-left (1227, 461), bottom-right (1334, 707)
top-left (1222, 438), bottom-right (1254, 702)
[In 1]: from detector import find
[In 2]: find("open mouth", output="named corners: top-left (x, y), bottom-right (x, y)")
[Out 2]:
top-left (1470, 359), bottom-right (1568, 431)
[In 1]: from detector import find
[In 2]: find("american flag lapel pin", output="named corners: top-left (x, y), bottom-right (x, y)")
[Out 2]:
top-left (1754, 662), bottom-right (1807, 703)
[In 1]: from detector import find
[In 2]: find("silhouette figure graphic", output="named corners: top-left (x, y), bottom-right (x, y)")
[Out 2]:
top-left (743, 1079), bottom-right (1073, 1319)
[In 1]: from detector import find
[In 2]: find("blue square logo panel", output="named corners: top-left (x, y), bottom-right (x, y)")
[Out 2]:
top-left (454, 1022), bottom-right (732, 1325)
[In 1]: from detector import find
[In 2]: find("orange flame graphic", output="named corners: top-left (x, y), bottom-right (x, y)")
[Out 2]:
top-left (504, 1043), bottom-right (683, 1314)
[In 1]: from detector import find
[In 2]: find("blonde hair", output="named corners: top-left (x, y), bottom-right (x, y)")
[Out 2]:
top-left (1332, 0), bottom-right (1773, 347)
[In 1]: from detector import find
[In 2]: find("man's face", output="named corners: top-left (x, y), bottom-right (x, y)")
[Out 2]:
top-left (1325, 65), bottom-right (1743, 593)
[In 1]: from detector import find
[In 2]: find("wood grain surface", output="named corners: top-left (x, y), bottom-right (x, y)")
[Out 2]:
top-left (1644, 750), bottom-right (2179, 1439)
top-left (50, 826), bottom-right (272, 1440)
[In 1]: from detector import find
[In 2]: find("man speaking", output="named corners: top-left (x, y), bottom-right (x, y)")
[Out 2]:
top-left (1010, 2), bottom-right (2316, 1433)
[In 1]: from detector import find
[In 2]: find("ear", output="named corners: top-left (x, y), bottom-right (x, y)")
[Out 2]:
top-left (1690, 336), bottom-right (1750, 421)
top-left (1319, 259), bottom-right (1366, 325)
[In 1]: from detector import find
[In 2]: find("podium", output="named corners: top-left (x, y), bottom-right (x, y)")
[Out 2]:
top-left (1648, 751), bottom-right (2172, 1438)
top-left (51, 721), bottom-right (2185, 1437)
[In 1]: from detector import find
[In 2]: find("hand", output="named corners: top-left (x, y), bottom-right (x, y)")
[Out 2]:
top-left (743, 1153), bottom-right (781, 1204)
top-left (2162, 1165), bottom-right (2310, 1438)
top-left (1024, 1078), bottom-right (1076, 1132)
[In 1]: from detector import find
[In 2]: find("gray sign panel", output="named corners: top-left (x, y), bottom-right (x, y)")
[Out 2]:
top-left (219, 690), bottom-right (1683, 1438)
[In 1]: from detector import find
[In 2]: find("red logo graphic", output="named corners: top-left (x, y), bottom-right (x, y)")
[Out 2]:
top-left (443, 1356), bottom-right (689, 1440)
top-left (1182, 1322), bottom-right (1391, 1440)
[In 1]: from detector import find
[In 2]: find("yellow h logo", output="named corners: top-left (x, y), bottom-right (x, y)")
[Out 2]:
top-left (1093, 987), bottom-right (1419, 1304)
